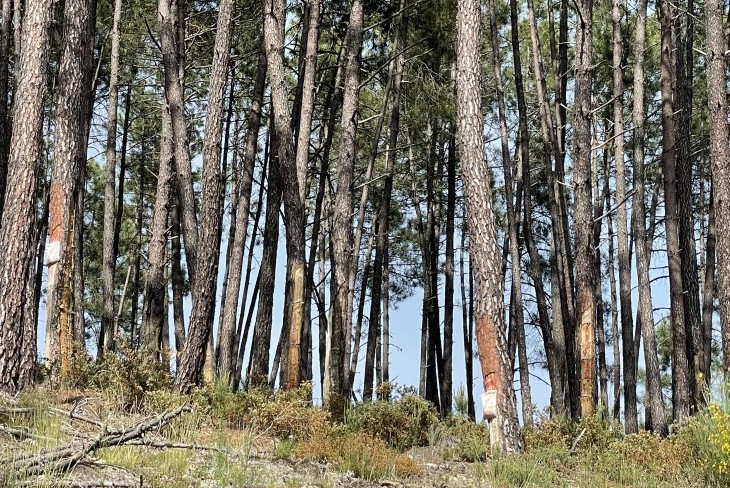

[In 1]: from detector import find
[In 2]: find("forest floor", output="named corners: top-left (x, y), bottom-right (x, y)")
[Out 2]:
top-left (0, 368), bottom-right (718, 488)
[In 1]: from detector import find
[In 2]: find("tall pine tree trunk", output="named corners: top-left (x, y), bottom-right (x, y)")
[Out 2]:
top-left (328, 0), bottom-right (364, 402)
top-left (612, 0), bottom-right (637, 432)
top-left (705, 0), bottom-right (730, 374)
top-left (217, 50), bottom-right (267, 381)
top-left (100, 0), bottom-right (122, 356)
top-left (0, 0), bottom-right (53, 393)
top-left (173, 0), bottom-right (234, 392)
top-left (631, 0), bottom-right (667, 434)
top-left (141, 107), bottom-right (173, 358)
top-left (658, 0), bottom-right (691, 421)
top-left (572, 0), bottom-right (596, 419)
top-left (456, 0), bottom-right (522, 452)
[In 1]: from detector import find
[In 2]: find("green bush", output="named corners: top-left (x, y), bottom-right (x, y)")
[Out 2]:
top-left (680, 399), bottom-right (730, 486)
top-left (438, 416), bottom-right (491, 461)
top-left (345, 393), bottom-right (439, 451)
top-left (90, 348), bottom-right (171, 411)
top-left (200, 381), bottom-right (330, 440)
top-left (293, 428), bottom-right (421, 479)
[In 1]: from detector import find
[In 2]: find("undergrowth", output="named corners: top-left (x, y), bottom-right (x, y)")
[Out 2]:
top-left (12, 355), bottom-right (730, 486)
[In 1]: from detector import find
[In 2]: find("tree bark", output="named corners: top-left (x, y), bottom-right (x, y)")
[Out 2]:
top-left (0, 0), bottom-right (53, 393)
top-left (658, 0), bottom-right (691, 421)
top-left (141, 108), bottom-right (174, 358)
top-left (489, 0), bottom-right (530, 425)
top-left (675, 0), bottom-right (703, 405)
top-left (262, 0), bottom-right (308, 391)
top-left (572, 0), bottom-right (596, 419)
top-left (456, 0), bottom-right (522, 452)
top-left (248, 132), bottom-right (281, 383)
top-left (158, 0), bottom-right (198, 283)
top-left (0, 0), bottom-right (11, 216)
top-left (173, 0), bottom-right (234, 393)
top-left (705, 0), bottom-right (730, 375)
top-left (171, 194), bottom-right (186, 360)
top-left (45, 0), bottom-right (97, 377)
top-left (217, 49), bottom-right (267, 382)
top-left (328, 0), bottom-right (365, 402)
top-left (633, 0), bottom-right (667, 435)
top-left (100, 0), bottom-right (122, 356)
top-left (611, 0), bottom-right (637, 433)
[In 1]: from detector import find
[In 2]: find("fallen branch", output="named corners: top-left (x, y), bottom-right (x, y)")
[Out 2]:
top-left (0, 407), bottom-right (32, 415)
top-left (570, 428), bottom-right (587, 454)
top-left (9, 405), bottom-right (191, 476)
top-left (0, 424), bottom-right (52, 441)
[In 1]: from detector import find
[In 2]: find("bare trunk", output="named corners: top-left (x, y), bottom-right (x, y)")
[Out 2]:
top-left (248, 133), bottom-right (281, 383)
top-left (217, 50), bottom-right (267, 381)
top-left (658, 0), bottom-right (690, 421)
top-left (173, 0), bottom-right (233, 393)
top-left (141, 108), bottom-right (173, 359)
top-left (328, 0), bottom-right (364, 402)
top-left (262, 0), bottom-right (307, 391)
top-left (705, 0), bottom-right (730, 375)
top-left (0, 0), bottom-right (12, 215)
top-left (457, 0), bottom-right (522, 452)
top-left (171, 195), bottom-right (186, 359)
top-left (158, 0), bottom-right (198, 283)
top-left (572, 0), bottom-right (596, 419)
top-left (675, 0), bottom-right (703, 405)
top-left (489, 0), bottom-right (530, 425)
top-left (45, 0), bottom-right (96, 378)
top-left (0, 0), bottom-right (53, 393)
top-left (612, 0), bottom-right (637, 432)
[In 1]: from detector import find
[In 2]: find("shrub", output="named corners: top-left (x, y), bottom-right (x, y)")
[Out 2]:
top-left (438, 416), bottom-right (491, 462)
top-left (682, 400), bottom-right (730, 486)
top-left (293, 429), bottom-right (421, 479)
top-left (345, 393), bottom-right (439, 451)
top-left (523, 412), bottom-right (621, 452)
top-left (209, 382), bottom-right (330, 440)
top-left (89, 347), bottom-right (171, 411)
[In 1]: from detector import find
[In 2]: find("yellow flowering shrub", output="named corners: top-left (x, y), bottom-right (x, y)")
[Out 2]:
top-left (686, 401), bottom-right (730, 486)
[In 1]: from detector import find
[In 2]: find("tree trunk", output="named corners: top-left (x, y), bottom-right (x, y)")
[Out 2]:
top-left (606, 194), bottom-right (621, 420)
top-left (328, 0), bottom-right (365, 402)
top-left (235, 154), bottom-right (268, 386)
top-left (349, 219), bottom-right (376, 396)
top-left (0, 0), bottom-right (53, 393)
top-left (173, 0), bottom-right (234, 393)
top-left (0, 0), bottom-right (12, 216)
top-left (217, 49), bottom-right (267, 382)
top-left (572, 0), bottom-right (596, 419)
top-left (141, 108), bottom-right (173, 358)
top-left (705, 0), bottom-right (730, 375)
top-left (158, 0), bottom-right (198, 282)
top-left (658, 0), bottom-right (691, 421)
top-left (456, 0), bottom-right (522, 452)
top-left (362, 5), bottom-right (407, 399)
top-left (675, 0), bottom-right (703, 405)
top-left (489, 0), bottom-right (530, 425)
top-left (632, 0), bottom-right (668, 435)
top-left (171, 194), bottom-right (186, 360)
top-left (248, 132), bottom-right (281, 383)
top-left (262, 0), bottom-right (308, 391)
top-left (294, 0), bottom-right (319, 203)
top-left (460, 222), bottom-right (475, 421)
top-left (702, 184), bottom-right (716, 380)
top-left (526, 0), bottom-right (576, 417)
top-left (45, 0), bottom-right (96, 378)
top-left (100, 0), bottom-right (122, 356)
top-left (611, 0), bottom-right (637, 432)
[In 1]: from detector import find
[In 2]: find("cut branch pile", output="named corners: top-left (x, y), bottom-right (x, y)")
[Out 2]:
top-left (0, 397), bottom-right (192, 485)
